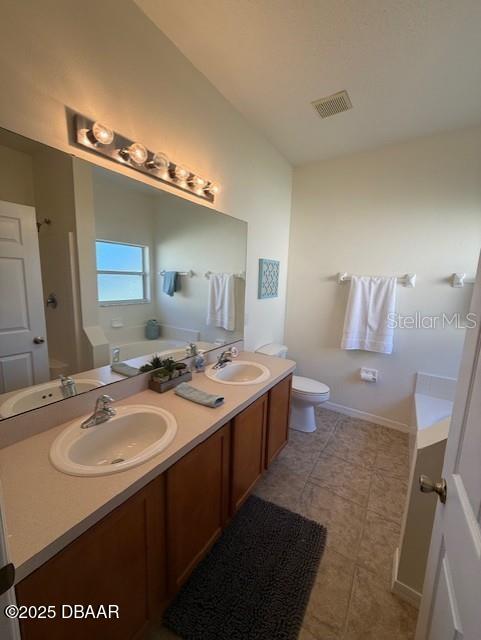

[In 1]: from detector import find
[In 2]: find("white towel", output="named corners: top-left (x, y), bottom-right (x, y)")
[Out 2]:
top-left (206, 273), bottom-right (236, 331)
top-left (341, 276), bottom-right (397, 354)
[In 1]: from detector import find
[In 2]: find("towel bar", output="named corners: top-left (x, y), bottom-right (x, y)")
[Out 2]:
top-left (159, 270), bottom-right (194, 277)
top-left (204, 271), bottom-right (245, 279)
top-left (337, 272), bottom-right (416, 287)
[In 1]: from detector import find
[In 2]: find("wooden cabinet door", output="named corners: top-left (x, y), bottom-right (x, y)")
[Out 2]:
top-left (166, 423), bottom-right (230, 593)
top-left (265, 375), bottom-right (292, 468)
top-left (230, 394), bottom-right (268, 514)
top-left (16, 475), bottom-right (167, 640)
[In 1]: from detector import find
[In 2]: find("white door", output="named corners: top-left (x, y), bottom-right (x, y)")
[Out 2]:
top-left (416, 254), bottom-right (481, 640)
top-left (0, 200), bottom-right (49, 394)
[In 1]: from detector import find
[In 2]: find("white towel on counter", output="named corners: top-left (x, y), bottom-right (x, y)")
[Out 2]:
top-left (341, 276), bottom-right (397, 354)
top-left (206, 273), bottom-right (236, 331)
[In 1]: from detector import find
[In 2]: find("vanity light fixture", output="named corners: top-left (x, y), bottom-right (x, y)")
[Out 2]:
top-left (86, 121), bottom-right (115, 146)
top-left (73, 113), bottom-right (217, 203)
top-left (190, 175), bottom-right (207, 193)
top-left (173, 165), bottom-right (189, 184)
top-left (146, 151), bottom-right (170, 174)
top-left (119, 142), bottom-right (148, 166)
top-left (206, 182), bottom-right (220, 196)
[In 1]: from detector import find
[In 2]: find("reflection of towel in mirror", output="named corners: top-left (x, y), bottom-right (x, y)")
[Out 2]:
top-left (163, 271), bottom-right (180, 296)
top-left (206, 273), bottom-right (235, 331)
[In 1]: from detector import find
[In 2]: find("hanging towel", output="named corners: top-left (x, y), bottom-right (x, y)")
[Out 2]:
top-left (341, 276), bottom-right (397, 354)
top-left (163, 271), bottom-right (180, 297)
top-left (206, 273), bottom-right (236, 331)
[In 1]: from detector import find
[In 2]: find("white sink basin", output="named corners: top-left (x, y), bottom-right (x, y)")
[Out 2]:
top-left (50, 404), bottom-right (177, 476)
top-left (0, 379), bottom-right (104, 418)
top-left (205, 360), bottom-right (270, 385)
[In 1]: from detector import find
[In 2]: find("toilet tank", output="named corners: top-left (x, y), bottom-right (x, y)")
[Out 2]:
top-left (255, 343), bottom-right (288, 358)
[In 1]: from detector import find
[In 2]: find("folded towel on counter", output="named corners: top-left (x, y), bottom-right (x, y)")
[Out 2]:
top-left (341, 275), bottom-right (397, 354)
top-left (111, 362), bottom-right (140, 377)
top-left (206, 272), bottom-right (235, 331)
top-left (174, 382), bottom-right (224, 408)
top-left (163, 271), bottom-right (180, 296)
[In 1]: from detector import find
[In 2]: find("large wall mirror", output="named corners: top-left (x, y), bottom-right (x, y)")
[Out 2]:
top-left (0, 128), bottom-right (247, 419)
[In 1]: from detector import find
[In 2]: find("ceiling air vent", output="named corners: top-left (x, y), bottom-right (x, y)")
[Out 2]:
top-left (312, 90), bottom-right (352, 119)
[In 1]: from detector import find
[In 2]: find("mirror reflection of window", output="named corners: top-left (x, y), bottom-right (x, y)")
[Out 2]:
top-left (95, 240), bottom-right (150, 305)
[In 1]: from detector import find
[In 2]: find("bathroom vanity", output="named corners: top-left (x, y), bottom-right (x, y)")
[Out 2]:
top-left (4, 356), bottom-right (293, 640)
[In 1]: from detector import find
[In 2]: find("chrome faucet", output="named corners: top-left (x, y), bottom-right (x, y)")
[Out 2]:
top-left (81, 395), bottom-right (116, 429)
top-left (59, 375), bottom-right (77, 399)
top-left (213, 347), bottom-right (239, 370)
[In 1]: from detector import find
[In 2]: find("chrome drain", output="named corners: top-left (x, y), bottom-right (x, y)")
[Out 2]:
top-left (111, 458), bottom-right (125, 464)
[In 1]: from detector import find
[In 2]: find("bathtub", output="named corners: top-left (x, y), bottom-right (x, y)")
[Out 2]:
top-left (114, 339), bottom-right (185, 361)
top-left (393, 373), bottom-right (455, 607)
top-left (112, 339), bottom-right (217, 365)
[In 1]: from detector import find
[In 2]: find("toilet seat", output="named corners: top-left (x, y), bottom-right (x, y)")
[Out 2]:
top-left (292, 376), bottom-right (330, 397)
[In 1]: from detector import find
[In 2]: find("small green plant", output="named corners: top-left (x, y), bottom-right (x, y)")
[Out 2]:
top-left (140, 355), bottom-right (188, 381)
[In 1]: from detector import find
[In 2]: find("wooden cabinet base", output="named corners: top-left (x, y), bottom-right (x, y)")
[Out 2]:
top-left (166, 423), bottom-right (230, 593)
top-left (16, 476), bottom-right (167, 640)
top-left (230, 394), bottom-right (268, 514)
top-left (15, 375), bottom-right (292, 639)
top-left (265, 374), bottom-right (292, 467)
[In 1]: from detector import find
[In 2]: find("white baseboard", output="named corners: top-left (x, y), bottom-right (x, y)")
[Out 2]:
top-left (323, 400), bottom-right (410, 433)
top-left (391, 547), bottom-right (421, 608)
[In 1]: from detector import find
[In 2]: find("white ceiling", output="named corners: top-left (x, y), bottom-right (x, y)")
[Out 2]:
top-left (135, 0), bottom-right (481, 166)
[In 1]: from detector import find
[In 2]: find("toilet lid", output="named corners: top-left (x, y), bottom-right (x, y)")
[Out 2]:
top-left (292, 376), bottom-right (330, 395)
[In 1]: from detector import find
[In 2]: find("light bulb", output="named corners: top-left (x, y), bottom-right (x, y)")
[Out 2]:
top-left (87, 121), bottom-right (114, 146)
top-left (174, 165), bottom-right (189, 183)
top-left (119, 142), bottom-right (148, 165)
top-left (147, 151), bottom-right (170, 173)
top-left (128, 142), bottom-right (148, 165)
top-left (191, 175), bottom-right (207, 189)
top-left (207, 182), bottom-right (220, 196)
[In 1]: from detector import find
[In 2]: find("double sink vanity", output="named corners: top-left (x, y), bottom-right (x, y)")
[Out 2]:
top-left (0, 352), bottom-right (295, 639)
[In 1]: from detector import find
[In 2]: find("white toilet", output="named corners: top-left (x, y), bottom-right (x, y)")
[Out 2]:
top-left (255, 344), bottom-right (330, 433)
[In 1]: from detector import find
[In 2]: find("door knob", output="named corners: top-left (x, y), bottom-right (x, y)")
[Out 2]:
top-left (419, 474), bottom-right (447, 504)
top-left (33, 336), bottom-right (45, 344)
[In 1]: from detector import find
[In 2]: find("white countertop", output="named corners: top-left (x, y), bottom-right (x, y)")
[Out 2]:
top-left (0, 352), bottom-right (295, 583)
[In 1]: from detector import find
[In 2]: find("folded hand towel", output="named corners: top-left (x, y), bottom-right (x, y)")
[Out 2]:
top-left (206, 273), bottom-right (235, 331)
top-left (341, 276), bottom-right (397, 354)
top-left (111, 362), bottom-right (140, 377)
top-left (174, 382), bottom-right (224, 408)
top-left (163, 271), bottom-right (180, 296)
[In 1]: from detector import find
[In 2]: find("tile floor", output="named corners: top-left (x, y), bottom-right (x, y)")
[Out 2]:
top-left (254, 407), bottom-right (418, 640)
top-left (153, 407), bottom-right (418, 640)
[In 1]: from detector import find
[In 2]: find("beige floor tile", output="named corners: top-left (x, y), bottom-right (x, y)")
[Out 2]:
top-left (299, 483), bottom-right (366, 559)
top-left (303, 548), bottom-right (355, 638)
top-left (378, 426), bottom-right (410, 451)
top-left (254, 459), bottom-right (307, 512)
top-left (344, 567), bottom-right (418, 640)
top-left (315, 406), bottom-right (341, 431)
top-left (368, 471), bottom-right (408, 525)
top-left (323, 432), bottom-right (378, 468)
top-left (310, 453), bottom-right (372, 507)
top-left (357, 510), bottom-right (401, 582)
top-left (279, 439), bottom-right (322, 473)
top-left (375, 446), bottom-right (410, 481)
top-left (289, 428), bottom-right (333, 454)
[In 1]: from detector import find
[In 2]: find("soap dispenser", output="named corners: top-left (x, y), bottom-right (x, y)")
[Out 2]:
top-left (145, 319), bottom-right (160, 340)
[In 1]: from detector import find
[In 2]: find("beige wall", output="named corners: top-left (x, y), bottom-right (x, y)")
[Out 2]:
top-left (32, 148), bottom-right (80, 374)
top-left (0, 144), bottom-right (34, 206)
top-left (154, 195), bottom-right (246, 343)
top-left (286, 126), bottom-right (481, 426)
top-left (0, 0), bottom-right (292, 352)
